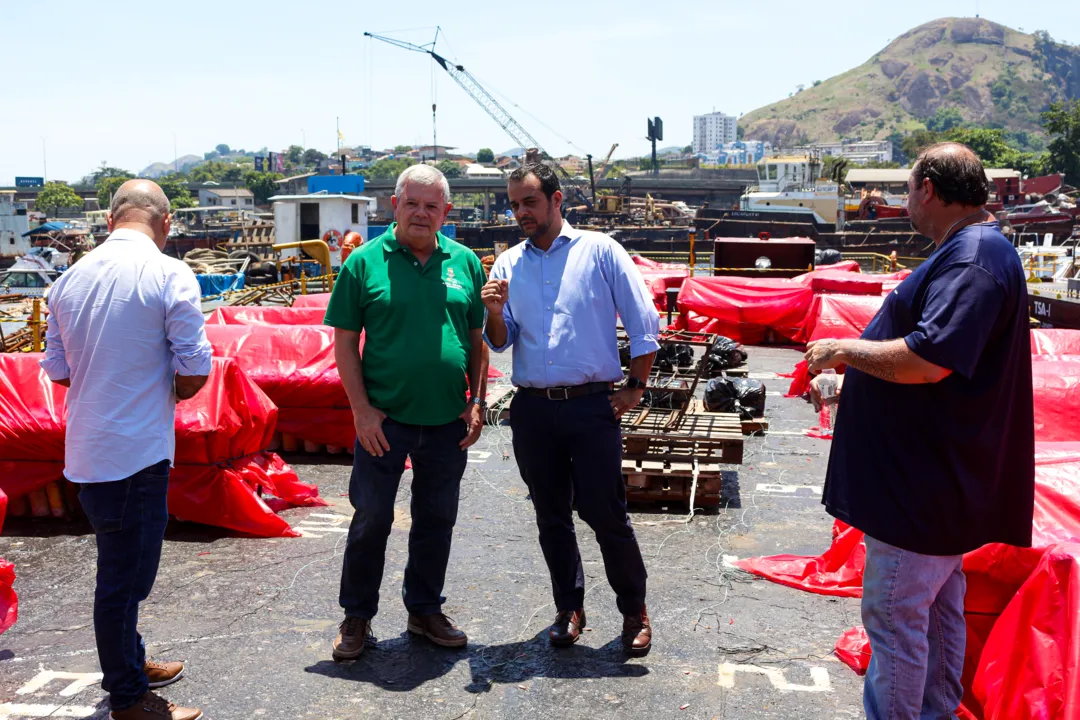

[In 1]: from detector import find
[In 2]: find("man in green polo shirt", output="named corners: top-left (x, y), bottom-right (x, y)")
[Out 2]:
top-left (324, 164), bottom-right (487, 659)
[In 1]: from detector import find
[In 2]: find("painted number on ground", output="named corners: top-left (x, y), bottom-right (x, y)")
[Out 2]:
top-left (717, 663), bottom-right (832, 693)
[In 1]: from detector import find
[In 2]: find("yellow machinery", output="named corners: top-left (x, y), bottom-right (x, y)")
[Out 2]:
top-left (272, 240), bottom-right (334, 293)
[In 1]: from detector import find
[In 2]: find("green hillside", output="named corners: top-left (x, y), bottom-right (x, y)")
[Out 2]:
top-left (740, 17), bottom-right (1080, 149)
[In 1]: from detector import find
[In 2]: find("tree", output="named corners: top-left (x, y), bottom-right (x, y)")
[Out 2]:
top-left (157, 175), bottom-right (196, 210)
top-left (436, 159), bottom-right (462, 179)
top-left (222, 166), bottom-right (245, 183)
top-left (189, 160), bottom-right (230, 183)
top-left (359, 157), bottom-right (414, 179)
top-left (812, 80), bottom-right (822, 87)
top-left (215, 144), bottom-right (231, 156)
top-left (243, 171), bottom-right (284, 205)
top-left (302, 148), bottom-right (327, 166)
top-left (926, 106), bottom-right (964, 133)
top-left (286, 145), bottom-right (304, 165)
top-left (96, 175), bottom-right (134, 210)
top-left (476, 148), bottom-right (495, 164)
top-left (1041, 99), bottom-right (1080, 185)
top-left (394, 144), bottom-right (412, 154)
top-left (901, 129), bottom-right (943, 160)
top-left (942, 127), bottom-right (1016, 167)
top-left (81, 163), bottom-right (132, 187)
top-left (37, 182), bottom-right (84, 216)
top-left (736, 125), bottom-right (745, 140)
top-left (681, 144), bottom-right (693, 154)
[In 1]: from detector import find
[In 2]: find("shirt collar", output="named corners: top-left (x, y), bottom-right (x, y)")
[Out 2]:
top-left (107, 228), bottom-right (157, 245)
top-left (381, 222), bottom-right (449, 255)
top-left (525, 219), bottom-right (578, 253)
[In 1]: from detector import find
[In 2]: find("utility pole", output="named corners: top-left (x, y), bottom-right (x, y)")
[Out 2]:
top-left (586, 154), bottom-right (596, 203)
top-left (42, 138), bottom-right (47, 182)
top-left (432, 102), bottom-right (437, 164)
top-left (647, 117), bottom-right (663, 178)
top-left (336, 117), bottom-right (341, 154)
top-left (173, 133), bottom-right (178, 174)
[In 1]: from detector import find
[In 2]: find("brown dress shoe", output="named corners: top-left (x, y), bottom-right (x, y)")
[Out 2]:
top-left (407, 612), bottom-right (468, 648)
top-left (333, 616), bottom-right (371, 661)
top-left (548, 609), bottom-right (586, 647)
top-left (110, 690), bottom-right (203, 720)
top-left (145, 659), bottom-right (184, 689)
top-left (621, 606), bottom-right (652, 656)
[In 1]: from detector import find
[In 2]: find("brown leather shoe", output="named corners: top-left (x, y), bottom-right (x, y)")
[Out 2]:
top-left (548, 609), bottom-right (586, 647)
top-left (145, 659), bottom-right (184, 689)
top-left (621, 606), bottom-right (652, 656)
top-left (110, 690), bottom-right (203, 720)
top-left (407, 612), bottom-right (468, 648)
top-left (332, 616), bottom-right (371, 661)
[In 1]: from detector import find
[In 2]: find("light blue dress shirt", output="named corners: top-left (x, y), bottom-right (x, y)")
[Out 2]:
top-left (41, 229), bottom-right (213, 483)
top-left (484, 222), bottom-right (660, 388)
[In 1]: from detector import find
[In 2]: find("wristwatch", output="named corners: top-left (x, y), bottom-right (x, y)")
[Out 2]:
top-left (470, 397), bottom-right (488, 409)
top-left (624, 376), bottom-right (647, 390)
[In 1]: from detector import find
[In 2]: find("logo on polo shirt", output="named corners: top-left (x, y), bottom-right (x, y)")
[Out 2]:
top-left (444, 267), bottom-right (465, 293)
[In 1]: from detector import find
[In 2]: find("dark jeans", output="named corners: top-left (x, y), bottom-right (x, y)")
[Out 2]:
top-left (339, 417), bottom-right (468, 619)
top-left (510, 391), bottom-right (647, 615)
top-left (77, 460), bottom-right (170, 712)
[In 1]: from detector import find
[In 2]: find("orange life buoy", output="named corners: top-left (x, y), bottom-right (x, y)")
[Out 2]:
top-left (322, 229), bottom-right (343, 252)
top-left (341, 231), bottom-right (363, 263)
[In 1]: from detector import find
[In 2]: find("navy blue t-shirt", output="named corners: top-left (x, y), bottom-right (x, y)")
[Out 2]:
top-left (823, 221), bottom-right (1035, 556)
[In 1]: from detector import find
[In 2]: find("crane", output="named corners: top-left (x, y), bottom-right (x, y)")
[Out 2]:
top-left (364, 29), bottom-right (593, 209)
top-left (593, 143), bottom-right (619, 183)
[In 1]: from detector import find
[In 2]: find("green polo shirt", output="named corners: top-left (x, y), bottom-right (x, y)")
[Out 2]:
top-left (324, 223), bottom-right (485, 426)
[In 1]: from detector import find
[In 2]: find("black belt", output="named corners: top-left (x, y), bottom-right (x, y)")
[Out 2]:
top-left (520, 382), bottom-right (613, 401)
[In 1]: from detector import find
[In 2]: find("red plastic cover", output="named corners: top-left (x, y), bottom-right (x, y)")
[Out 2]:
top-left (205, 306), bottom-right (327, 325)
top-left (673, 276), bottom-right (813, 344)
top-left (1031, 329), bottom-right (1080, 356)
top-left (631, 255), bottom-right (690, 311)
top-left (0, 354), bottom-right (323, 538)
top-left (291, 293), bottom-right (332, 309)
top-left (0, 558), bottom-right (14, 636)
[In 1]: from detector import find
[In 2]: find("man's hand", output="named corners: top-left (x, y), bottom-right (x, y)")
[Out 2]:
top-left (809, 373), bottom-right (844, 412)
top-left (174, 373), bottom-right (209, 401)
top-left (353, 403), bottom-right (389, 457)
top-left (805, 339), bottom-right (845, 374)
top-left (610, 388), bottom-right (644, 419)
top-left (481, 278), bottom-right (509, 314)
top-left (459, 402), bottom-right (483, 449)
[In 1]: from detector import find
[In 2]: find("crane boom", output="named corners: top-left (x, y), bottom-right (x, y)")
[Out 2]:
top-left (364, 30), bottom-right (593, 209)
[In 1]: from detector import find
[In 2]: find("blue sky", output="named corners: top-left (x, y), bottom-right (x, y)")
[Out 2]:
top-left (2, 0), bottom-right (1078, 184)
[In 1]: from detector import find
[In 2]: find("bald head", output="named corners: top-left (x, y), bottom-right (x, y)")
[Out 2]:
top-left (107, 179), bottom-right (172, 248)
top-left (110, 179), bottom-right (170, 224)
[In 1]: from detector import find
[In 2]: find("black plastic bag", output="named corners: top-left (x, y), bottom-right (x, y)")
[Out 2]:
top-left (656, 343), bottom-right (694, 372)
top-left (703, 377), bottom-right (739, 413)
top-left (731, 378), bottom-right (766, 418)
top-left (618, 339), bottom-right (632, 369)
top-left (703, 336), bottom-right (748, 374)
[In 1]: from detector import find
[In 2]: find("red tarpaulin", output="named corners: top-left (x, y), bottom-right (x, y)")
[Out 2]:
top-left (205, 306), bottom-right (327, 326)
top-left (786, 294), bottom-right (886, 396)
top-left (630, 255), bottom-right (689, 311)
top-left (0, 354), bottom-right (323, 538)
top-left (291, 293), bottom-right (332, 309)
top-left (1031, 329), bottom-right (1080, 356)
top-left (1033, 360), bottom-right (1080, 442)
top-left (205, 325), bottom-right (356, 449)
top-left (737, 443), bottom-right (1080, 719)
top-left (674, 276), bottom-right (813, 344)
top-left (0, 557), bottom-right (14, 636)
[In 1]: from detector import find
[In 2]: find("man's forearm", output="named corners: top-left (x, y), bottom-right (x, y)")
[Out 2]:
top-left (484, 312), bottom-right (508, 349)
top-left (468, 338), bottom-right (484, 401)
top-left (627, 352), bottom-right (656, 382)
top-left (335, 337), bottom-right (373, 410)
top-left (836, 338), bottom-right (948, 384)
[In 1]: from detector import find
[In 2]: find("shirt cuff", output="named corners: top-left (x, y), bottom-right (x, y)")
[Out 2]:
top-left (483, 329), bottom-right (512, 353)
top-left (628, 334), bottom-right (660, 358)
top-left (40, 356), bottom-right (70, 382)
top-left (173, 345), bottom-right (213, 376)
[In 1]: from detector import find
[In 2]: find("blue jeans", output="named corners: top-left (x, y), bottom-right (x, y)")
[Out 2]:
top-left (862, 535), bottom-right (966, 720)
top-left (339, 417), bottom-right (467, 619)
top-left (77, 460), bottom-right (170, 712)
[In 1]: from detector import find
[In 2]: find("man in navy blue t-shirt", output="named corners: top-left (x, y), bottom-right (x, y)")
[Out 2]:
top-left (805, 142), bottom-right (1034, 719)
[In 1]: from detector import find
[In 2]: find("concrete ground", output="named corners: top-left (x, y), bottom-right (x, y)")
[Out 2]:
top-left (0, 346), bottom-right (865, 719)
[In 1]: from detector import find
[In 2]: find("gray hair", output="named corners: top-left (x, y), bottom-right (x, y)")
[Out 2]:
top-left (110, 179), bottom-right (171, 224)
top-left (395, 163), bottom-right (451, 204)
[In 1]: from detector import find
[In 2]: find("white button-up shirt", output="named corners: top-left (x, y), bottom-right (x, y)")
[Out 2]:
top-left (40, 228), bottom-right (212, 483)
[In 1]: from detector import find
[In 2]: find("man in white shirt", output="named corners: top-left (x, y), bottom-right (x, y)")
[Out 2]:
top-left (41, 179), bottom-right (211, 720)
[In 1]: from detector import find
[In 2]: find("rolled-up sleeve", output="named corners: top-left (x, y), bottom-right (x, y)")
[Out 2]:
top-left (164, 266), bottom-right (212, 376)
top-left (40, 306), bottom-right (70, 381)
top-left (606, 242), bottom-right (660, 358)
top-left (483, 256), bottom-right (518, 353)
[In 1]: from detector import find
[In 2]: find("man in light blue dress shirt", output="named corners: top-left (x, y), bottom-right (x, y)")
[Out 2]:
top-left (483, 163), bottom-right (659, 655)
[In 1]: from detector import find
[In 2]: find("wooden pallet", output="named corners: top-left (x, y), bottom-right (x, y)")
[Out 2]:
top-left (685, 399), bottom-right (767, 436)
top-left (621, 406), bottom-right (744, 465)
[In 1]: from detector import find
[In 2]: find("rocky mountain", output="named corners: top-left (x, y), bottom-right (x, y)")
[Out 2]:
top-left (139, 155), bottom-right (203, 178)
top-left (740, 17), bottom-right (1080, 148)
